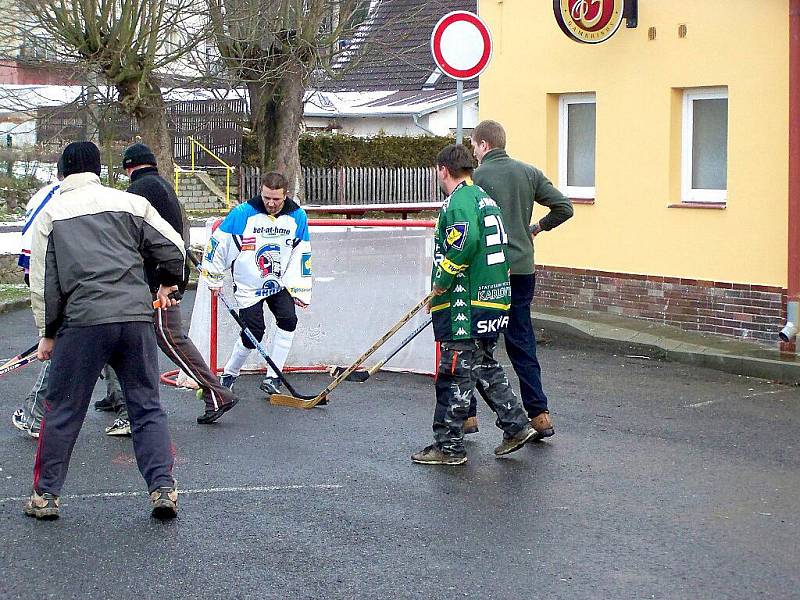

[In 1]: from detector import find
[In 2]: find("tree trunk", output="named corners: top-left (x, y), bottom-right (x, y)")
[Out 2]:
top-left (248, 62), bottom-right (307, 201)
top-left (117, 76), bottom-right (174, 187)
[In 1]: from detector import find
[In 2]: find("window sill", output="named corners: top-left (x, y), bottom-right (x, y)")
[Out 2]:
top-left (668, 202), bottom-right (726, 209)
top-left (570, 198), bottom-right (595, 205)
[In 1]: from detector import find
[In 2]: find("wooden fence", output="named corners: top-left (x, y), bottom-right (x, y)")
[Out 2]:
top-left (240, 165), bottom-right (441, 205)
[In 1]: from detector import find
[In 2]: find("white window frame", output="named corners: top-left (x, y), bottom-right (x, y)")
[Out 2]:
top-left (681, 87), bottom-right (728, 203)
top-left (558, 92), bottom-right (596, 200)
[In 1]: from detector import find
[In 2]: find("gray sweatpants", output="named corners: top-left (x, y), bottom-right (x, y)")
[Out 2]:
top-left (33, 322), bottom-right (174, 496)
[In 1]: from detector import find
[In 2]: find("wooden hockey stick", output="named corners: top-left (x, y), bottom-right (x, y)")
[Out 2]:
top-left (0, 342), bottom-right (39, 379)
top-left (270, 291), bottom-right (436, 409)
top-left (329, 316), bottom-right (432, 383)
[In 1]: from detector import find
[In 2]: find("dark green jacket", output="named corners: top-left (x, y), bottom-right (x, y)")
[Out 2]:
top-left (474, 149), bottom-right (573, 275)
top-left (430, 180), bottom-right (511, 341)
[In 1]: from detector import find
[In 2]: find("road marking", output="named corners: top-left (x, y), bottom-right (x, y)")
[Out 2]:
top-left (0, 483), bottom-right (342, 503)
top-left (686, 400), bottom-right (717, 408)
top-left (742, 388), bottom-right (797, 399)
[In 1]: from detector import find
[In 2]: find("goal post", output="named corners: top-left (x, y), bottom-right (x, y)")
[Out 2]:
top-left (171, 216), bottom-right (438, 386)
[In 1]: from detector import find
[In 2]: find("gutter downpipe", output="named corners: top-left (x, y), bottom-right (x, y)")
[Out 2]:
top-left (413, 112), bottom-right (437, 136)
top-left (782, 0), bottom-right (800, 344)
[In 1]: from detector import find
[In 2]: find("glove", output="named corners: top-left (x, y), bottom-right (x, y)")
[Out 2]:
top-left (201, 269), bottom-right (224, 290)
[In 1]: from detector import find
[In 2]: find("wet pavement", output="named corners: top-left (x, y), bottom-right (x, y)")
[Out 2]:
top-left (0, 295), bottom-right (799, 599)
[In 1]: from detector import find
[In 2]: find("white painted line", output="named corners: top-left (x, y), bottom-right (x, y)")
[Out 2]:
top-left (686, 400), bottom-right (717, 408)
top-left (0, 483), bottom-right (342, 503)
top-left (742, 388), bottom-right (797, 399)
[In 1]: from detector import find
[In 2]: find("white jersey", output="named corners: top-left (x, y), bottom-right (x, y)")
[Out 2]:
top-left (201, 196), bottom-right (312, 309)
top-left (19, 182), bottom-right (60, 272)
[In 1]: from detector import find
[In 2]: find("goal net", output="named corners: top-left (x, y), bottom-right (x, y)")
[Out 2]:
top-left (176, 218), bottom-right (436, 385)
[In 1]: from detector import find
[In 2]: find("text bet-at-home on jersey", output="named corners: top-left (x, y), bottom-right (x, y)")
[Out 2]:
top-left (202, 197), bottom-right (313, 308)
top-left (431, 180), bottom-right (511, 341)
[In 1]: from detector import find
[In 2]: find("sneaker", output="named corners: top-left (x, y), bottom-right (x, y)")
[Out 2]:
top-left (197, 396), bottom-right (239, 424)
top-left (411, 444), bottom-right (467, 466)
top-left (530, 411), bottom-right (555, 441)
top-left (219, 374), bottom-right (237, 391)
top-left (150, 485), bottom-right (178, 519)
top-left (24, 489), bottom-right (60, 520)
top-left (94, 397), bottom-right (115, 412)
top-left (105, 418), bottom-right (131, 437)
top-left (494, 425), bottom-right (538, 456)
top-left (259, 376), bottom-right (281, 395)
top-left (463, 416), bottom-right (479, 435)
top-left (27, 427), bottom-right (40, 440)
top-left (12, 408), bottom-right (30, 432)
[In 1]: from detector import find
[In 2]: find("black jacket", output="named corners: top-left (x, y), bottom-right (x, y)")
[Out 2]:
top-left (127, 166), bottom-right (190, 292)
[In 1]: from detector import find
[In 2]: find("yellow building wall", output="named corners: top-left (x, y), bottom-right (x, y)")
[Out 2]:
top-left (478, 0), bottom-right (790, 286)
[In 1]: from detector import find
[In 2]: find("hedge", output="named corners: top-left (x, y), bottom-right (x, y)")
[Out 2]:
top-left (243, 133), bottom-right (472, 168)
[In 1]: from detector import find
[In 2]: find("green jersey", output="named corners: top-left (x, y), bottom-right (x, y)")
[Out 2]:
top-left (431, 179), bottom-right (511, 341)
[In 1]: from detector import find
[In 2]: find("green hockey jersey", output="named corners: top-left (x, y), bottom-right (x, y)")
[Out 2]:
top-left (430, 179), bottom-right (511, 341)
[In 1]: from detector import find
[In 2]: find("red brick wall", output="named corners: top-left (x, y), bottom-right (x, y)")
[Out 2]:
top-left (535, 266), bottom-right (786, 344)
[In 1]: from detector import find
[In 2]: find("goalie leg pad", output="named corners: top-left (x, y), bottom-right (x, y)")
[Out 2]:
top-left (224, 339), bottom-right (251, 377)
top-left (266, 326), bottom-right (295, 378)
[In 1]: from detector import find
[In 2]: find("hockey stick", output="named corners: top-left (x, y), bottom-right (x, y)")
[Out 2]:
top-left (329, 316), bottom-right (432, 382)
top-left (0, 342), bottom-right (39, 379)
top-left (187, 251), bottom-right (316, 401)
top-left (270, 291), bottom-right (436, 409)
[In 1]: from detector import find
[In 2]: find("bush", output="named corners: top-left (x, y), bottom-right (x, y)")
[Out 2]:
top-left (243, 133), bottom-right (472, 168)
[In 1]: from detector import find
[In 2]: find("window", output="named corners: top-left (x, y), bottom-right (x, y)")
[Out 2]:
top-left (682, 87), bottom-right (728, 203)
top-left (558, 93), bottom-right (596, 200)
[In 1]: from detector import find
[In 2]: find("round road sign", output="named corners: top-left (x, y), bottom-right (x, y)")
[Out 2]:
top-left (431, 11), bottom-right (493, 81)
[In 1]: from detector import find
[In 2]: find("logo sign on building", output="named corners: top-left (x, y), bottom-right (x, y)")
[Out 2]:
top-left (431, 11), bottom-right (493, 81)
top-left (553, 0), bottom-right (625, 44)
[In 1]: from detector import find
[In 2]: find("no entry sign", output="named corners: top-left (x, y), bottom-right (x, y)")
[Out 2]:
top-left (431, 11), bottom-right (493, 81)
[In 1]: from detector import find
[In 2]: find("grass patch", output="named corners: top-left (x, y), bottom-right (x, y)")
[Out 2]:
top-left (0, 284), bottom-right (29, 305)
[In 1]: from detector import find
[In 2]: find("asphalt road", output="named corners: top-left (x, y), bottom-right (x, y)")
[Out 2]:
top-left (0, 295), bottom-right (799, 599)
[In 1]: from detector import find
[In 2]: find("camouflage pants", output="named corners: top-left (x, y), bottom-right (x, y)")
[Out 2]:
top-left (433, 338), bottom-right (530, 455)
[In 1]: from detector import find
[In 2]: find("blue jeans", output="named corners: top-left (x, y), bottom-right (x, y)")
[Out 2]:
top-left (469, 273), bottom-right (548, 418)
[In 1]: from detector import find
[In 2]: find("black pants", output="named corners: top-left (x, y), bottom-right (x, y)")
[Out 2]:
top-left (34, 322), bottom-right (174, 495)
top-left (238, 289), bottom-right (297, 348)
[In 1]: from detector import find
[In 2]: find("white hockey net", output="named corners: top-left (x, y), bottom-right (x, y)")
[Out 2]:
top-left (177, 218), bottom-right (436, 385)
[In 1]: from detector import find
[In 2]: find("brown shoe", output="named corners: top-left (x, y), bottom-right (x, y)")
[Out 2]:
top-left (530, 411), bottom-right (555, 441)
top-left (24, 489), bottom-right (60, 520)
top-left (463, 416), bottom-right (479, 435)
top-left (494, 425), bottom-right (538, 456)
top-left (150, 484), bottom-right (178, 519)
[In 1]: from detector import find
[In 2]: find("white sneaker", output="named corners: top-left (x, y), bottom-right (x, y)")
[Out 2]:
top-left (12, 408), bottom-right (30, 432)
top-left (105, 418), bottom-right (131, 436)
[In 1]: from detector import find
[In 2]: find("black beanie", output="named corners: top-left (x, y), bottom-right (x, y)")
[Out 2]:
top-left (122, 143), bottom-right (157, 169)
top-left (61, 141), bottom-right (101, 177)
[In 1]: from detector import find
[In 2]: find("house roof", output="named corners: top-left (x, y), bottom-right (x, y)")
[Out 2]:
top-left (304, 88), bottom-right (478, 118)
top-left (321, 0), bottom-right (479, 93)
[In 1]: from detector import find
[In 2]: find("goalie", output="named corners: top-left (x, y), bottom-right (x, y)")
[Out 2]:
top-left (201, 171), bottom-right (312, 395)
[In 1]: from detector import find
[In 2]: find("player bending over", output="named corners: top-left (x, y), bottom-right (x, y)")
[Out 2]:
top-left (201, 171), bottom-right (312, 395)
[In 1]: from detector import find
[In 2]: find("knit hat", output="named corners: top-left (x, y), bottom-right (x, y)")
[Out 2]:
top-left (61, 141), bottom-right (101, 177)
top-left (122, 143), bottom-right (157, 169)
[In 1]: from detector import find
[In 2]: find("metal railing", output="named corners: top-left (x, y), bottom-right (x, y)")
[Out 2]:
top-left (174, 135), bottom-right (236, 208)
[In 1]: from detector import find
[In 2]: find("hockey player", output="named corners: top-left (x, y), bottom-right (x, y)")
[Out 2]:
top-left (201, 171), bottom-right (312, 395)
top-left (412, 144), bottom-right (537, 466)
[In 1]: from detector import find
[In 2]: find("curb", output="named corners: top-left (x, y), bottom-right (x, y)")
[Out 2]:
top-left (534, 312), bottom-right (800, 385)
top-left (0, 298), bottom-right (30, 314)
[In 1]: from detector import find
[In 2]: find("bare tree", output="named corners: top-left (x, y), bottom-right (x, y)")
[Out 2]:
top-left (18, 0), bottom-right (207, 171)
top-left (208, 0), bottom-right (387, 191)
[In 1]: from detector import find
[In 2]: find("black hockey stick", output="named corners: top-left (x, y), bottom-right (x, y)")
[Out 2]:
top-left (188, 251), bottom-right (316, 401)
top-left (329, 316), bottom-right (432, 382)
top-left (0, 342), bottom-right (39, 379)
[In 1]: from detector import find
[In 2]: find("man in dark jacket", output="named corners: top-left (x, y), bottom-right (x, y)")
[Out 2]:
top-left (100, 143), bottom-right (237, 426)
top-left (468, 120), bottom-right (574, 440)
top-left (26, 141), bottom-right (185, 520)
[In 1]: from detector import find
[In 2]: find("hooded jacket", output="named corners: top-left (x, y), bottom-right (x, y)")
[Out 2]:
top-left (29, 172), bottom-right (186, 337)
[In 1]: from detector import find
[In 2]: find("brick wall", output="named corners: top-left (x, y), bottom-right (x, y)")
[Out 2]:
top-left (536, 266), bottom-right (786, 344)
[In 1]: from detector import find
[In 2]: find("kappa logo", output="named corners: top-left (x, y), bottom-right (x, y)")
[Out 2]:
top-left (454, 313), bottom-right (468, 322)
top-left (255, 244), bottom-right (281, 278)
top-left (445, 222), bottom-right (469, 251)
top-left (476, 315), bottom-right (510, 334)
top-left (453, 284), bottom-right (467, 293)
top-left (456, 328), bottom-right (468, 336)
top-left (453, 299), bottom-right (467, 307)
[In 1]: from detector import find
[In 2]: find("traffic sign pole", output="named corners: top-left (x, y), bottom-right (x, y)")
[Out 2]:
top-left (456, 80), bottom-right (464, 144)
